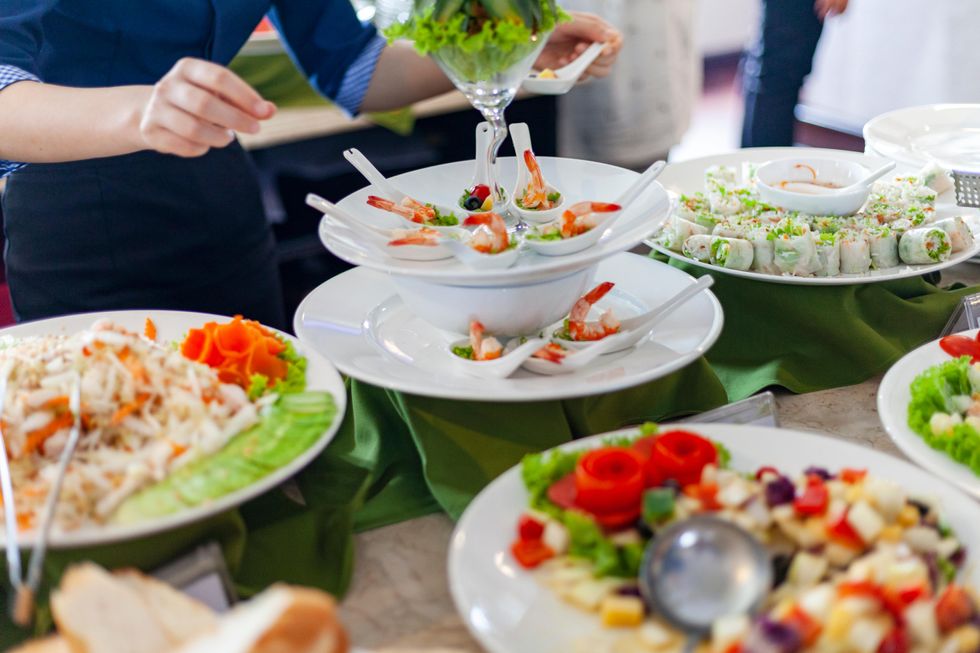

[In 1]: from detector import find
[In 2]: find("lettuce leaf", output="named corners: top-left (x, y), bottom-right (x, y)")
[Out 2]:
top-left (907, 356), bottom-right (980, 474)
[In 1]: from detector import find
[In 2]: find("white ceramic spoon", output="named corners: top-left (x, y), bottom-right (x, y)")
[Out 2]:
top-left (508, 122), bottom-right (565, 225)
top-left (524, 159), bottom-right (667, 257)
top-left (522, 42), bottom-right (606, 95)
top-left (343, 148), bottom-right (464, 230)
top-left (781, 161), bottom-right (897, 196)
top-left (447, 336), bottom-right (550, 379)
top-left (520, 330), bottom-right (631, 376)
top-left (306, 193), bottom-right (467, 262)
top-left (440, 237), bottom-right (522, 270)
top-left (553, 275), bottom-right (714, 352)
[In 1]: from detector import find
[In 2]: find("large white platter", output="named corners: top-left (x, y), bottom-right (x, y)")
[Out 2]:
top-left (864, 104), bottom-right (980, 170)
top-left (293, 253), bottom-right (723, 402)
top-left (0, 310), bottom-right (347, 549)
top-left (322, 157), bottom-right (671, 287)
top-left (878, 328), bottom-right (980, 500)
top-left (647, 147), bottom-right (980, 286)
top-left (449, 423), bottom-right (980, 653)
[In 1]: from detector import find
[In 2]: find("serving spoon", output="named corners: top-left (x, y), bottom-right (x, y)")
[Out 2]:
top-left (520, 330), bottom-right (632, 376)
top-left (447, 336), bottom-right (550, 379)
top-left (554, 275), bottom-right (714, 352)
top-left (522, 42), bottom-right (606, 95)
top-left (524, 159), bottom-right (667, 257)
top-left (639, 516), bottom-right (772, 653)
top-left (343, 148), bottom-right (465, 229)
top-left (508, 122), bottom-right (565, 225)
top-left (780, 161), bottom-right (896, 196)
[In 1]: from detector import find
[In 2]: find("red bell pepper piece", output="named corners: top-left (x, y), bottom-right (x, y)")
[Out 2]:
top-left (877, 628), bottom-right (909, 653)
top-left (794, 479), bottom-right (829, 516)
top-left (827, 508), bottom-right (864, 549)
top-left (783, 605), bottom-right (822, 647)
top-left (510, 539), bottom-right (554, 569)
top-left (518, 514), bottom-right (545, 541)
top-left (840, 468), bottom-right (868, 484)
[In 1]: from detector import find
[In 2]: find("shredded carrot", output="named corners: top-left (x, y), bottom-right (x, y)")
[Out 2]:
top-left (168, 441), bottom-right (188, 459)
top-left (110, 393), bottom-right (150, 426)
top-left (23, 414), bottom-right (74, 456)
top-left (40, 396), bottom-right (69, 412)
top-left (144, 317), bottom-right (157, 341)
top-left (178, 316), bottom-right (289, 390)
top-left (16, 512), bottom-right (33, 530)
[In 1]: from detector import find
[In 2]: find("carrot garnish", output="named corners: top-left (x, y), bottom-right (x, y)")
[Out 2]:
top-left (144, 317), bottom-right (157, 341)
top-left (23, 414), bottom-right (74, 456)
top-left (179, 316), bottom-right (289, 391)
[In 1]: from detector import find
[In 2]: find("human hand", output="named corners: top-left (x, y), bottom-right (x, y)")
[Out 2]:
top-left (815, 0), bottom-right (848, 20)
top-left (138, 58), bottom-right (276, 157)
top-left (536, 11), bottom-right (623, 80)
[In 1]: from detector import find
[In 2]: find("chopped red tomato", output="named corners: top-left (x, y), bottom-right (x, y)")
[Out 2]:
top-left (827, 508), bottom-right (864, 549)
top-left (517, 514), bottom-right (545, 541)
top-left (783, 605), bottom-right (822, 647)
top-left (511, 539), bottom-right (554, 569)
top-left (546, 473), bottom-right (577, 511)
top-left (935, 585), bottom-right (976, 633)
top-left (939, 334), bottom-right (980, 362)
top-left (794, 479), bottom-right (829, 516)
top-left (684, 481), bottom-right (722, 511)
top-left (877, 628), bottom-right (909, 653)
top-left (840, 468), bottom-right (868, 484)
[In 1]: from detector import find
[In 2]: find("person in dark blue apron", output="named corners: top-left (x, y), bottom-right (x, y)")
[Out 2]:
top-left (0, 2), bottom-right (623, 329)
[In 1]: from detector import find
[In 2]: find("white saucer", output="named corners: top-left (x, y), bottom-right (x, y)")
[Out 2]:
top-left (647, 147), bottom-right (980, 286)
top-left (323, 157), bottom-right (670, 287)
top-left (878, 328), bottom-right (980, 500)
top-left (864, 104), bottom-right (980, 170)
top-left (293, 253), bottom-right (723, 402)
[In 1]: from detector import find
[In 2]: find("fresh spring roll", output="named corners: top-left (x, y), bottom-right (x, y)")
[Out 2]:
top-left (693, 211), bottom-right (720, 231)
top-left (899, 226), bottom-right (952, 264)
top-left (933, 216), bottom-right (975, 253)
top-left (712, 223), bottom-right (744, 239)
top-left (665, 216), bottom-right (708, 252)
top-left (919, 162), bottom-right (954, 194)
top-left (709, 236), bottom-right (754, 271)
top-left (839, 230), bottom-right (872, 274)
top-left (867, 226), bottom-right (900, 269)
top-left (682, 234), bottom-right (714, 261)
top-left (814, 232), bottom-right (841, 277)
top-left (677, 193), bottom-right (710, 221)
top-left (704, 164), bottom-right (738, 186)
top-left (772, 220), bottom-right (819, 276)
top-left (748, 229), bottom-right (777, 274)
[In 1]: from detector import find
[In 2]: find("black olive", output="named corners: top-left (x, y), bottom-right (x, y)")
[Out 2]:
top-left (464, 195), bottom-right (482, 210)
top-left (635, 519), bottom-right (654, 539)
top-left (771, 553), bottom-right (793, 588)
top-left (909, 499), bottom-right (931, 517)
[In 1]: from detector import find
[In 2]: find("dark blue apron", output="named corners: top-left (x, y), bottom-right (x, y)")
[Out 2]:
top-left (1, 142), bottom-right (286, 329)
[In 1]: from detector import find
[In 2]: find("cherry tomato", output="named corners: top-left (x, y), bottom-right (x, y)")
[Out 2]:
top-left (939, 334), bottom-right (980, 362)
top-left (471, 184), bottom-right (491, 202)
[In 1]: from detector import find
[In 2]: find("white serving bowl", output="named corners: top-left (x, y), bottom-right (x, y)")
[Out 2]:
top-left (756, 157), bottom-right (870, 216)
top-left (390, 265), bottom-right (597, 336)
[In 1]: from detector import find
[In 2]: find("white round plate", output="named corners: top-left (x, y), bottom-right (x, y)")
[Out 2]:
top-left (0, 310), bottom-right (347, 549)
top-left (321, 157), bottom-right (671, 288)
top-left (647, 147), bottom-right (980, 285)
top-left (878, 328), bottom-right (980, 499)
top-left (294, 253), bottom-right (723, 402)
top-left (864, 104), bottom-right (980, 170)
top-left (449, 423), bottom-right (980, 653)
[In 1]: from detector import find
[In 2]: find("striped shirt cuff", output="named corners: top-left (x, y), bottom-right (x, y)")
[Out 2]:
top-left (0, 65), bottom-right (40, 178)
top-left (333, 34), bottom-right (386, 117)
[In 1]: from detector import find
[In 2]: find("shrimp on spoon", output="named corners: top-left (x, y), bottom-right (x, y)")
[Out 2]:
top-left (560, 201), bottom-right (622, 239)
top-left (567, 282), bottom-right (621, 342)
top-left (463, 213), bottom-right (511, 254)
top-left (367, 195), bottom-right (437, 224)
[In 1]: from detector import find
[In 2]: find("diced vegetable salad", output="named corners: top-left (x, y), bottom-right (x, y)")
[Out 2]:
top-left (511, 425), bottom-right (978, 652)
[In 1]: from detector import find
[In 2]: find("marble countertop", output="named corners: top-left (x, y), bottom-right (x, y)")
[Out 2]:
top-left (339, 261), bottom-right (980, 653)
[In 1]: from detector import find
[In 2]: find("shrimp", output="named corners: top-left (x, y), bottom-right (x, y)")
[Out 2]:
top-left (469, 321), bottom-right (503, 361)
top-left (568, 282), bottom-right (620, 341)
top-left (520, 150), bottom-right (553, 210)
top-left (463, 212), bottom-right (510, 254)
top-left (367, 195), bottom-right (436, 224)
top-left (532, 342), bottom-right (566, 364)
top-left (387, 227), bottom-right (440, 247)
top-left (560, 201), bottom-right (622, 239)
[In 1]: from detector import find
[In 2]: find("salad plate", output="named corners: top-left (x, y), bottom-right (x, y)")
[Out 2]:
top-left (864, 104), bottom-right (980, 170)
top-left (647, 147), bottom-right (980, 286)
top-left (322, 157), bottom-right (671, 288)
top-left (0, 310), bottom-right (346, 549)
top-left (449, 423), bottom-right (980, 653)
top-left (878, 328), bottom-right (980, 500)
top-left (293, 253), bottom-right (723, 402)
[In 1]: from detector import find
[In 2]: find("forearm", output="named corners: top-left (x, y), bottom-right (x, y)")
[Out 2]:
top-left (359, 42), bottom-right (455, 113)
top-left (0, 81), bottom-right (150, 163)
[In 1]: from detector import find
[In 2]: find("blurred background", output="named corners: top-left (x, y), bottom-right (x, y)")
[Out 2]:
top-left (2, 0), bottom-right (978, 325)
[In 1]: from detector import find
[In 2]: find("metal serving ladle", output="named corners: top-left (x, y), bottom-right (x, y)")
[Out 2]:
top-left (639, 515), bottom-right (772, 653)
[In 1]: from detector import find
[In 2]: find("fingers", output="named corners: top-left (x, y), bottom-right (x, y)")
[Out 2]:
top-left (168, 81), bottom-right (262, 134)
top-left (173, 58), bottom-right (275, 120)
top-left (550, 11), bottom-right (623, 72)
